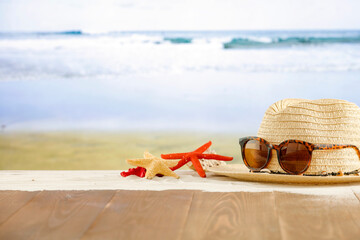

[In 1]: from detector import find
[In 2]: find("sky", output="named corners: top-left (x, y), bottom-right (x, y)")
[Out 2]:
top-left (0, 0), bottom-right (359, 32)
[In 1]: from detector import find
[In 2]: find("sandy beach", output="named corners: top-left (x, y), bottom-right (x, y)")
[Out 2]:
top-left (0, 131), bottom-right (242, 170)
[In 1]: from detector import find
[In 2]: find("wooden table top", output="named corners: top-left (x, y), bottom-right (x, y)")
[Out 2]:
top-left (1, 171), bottom-right (360, 239)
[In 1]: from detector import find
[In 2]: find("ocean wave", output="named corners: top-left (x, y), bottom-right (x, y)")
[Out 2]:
top-left (36, 30), bottom-right (83, 36)
top-left (0, 30), bottom-right (84, 38)
top-left (223, 35), bottom-right (360, 48)
top-left (1, 30), bottom-right (360, 80)
top-left (163, 37), bottom-right (192, 44)
top-left (2, 30), bottom-right (360, 49)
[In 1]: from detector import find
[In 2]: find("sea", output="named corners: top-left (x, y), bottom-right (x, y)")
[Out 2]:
top-left (0, 30), bottom-right (360, 132)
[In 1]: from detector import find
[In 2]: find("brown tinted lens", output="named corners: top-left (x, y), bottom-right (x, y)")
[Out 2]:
top-left (244, 140), bottom-right (269, 169)
top-left (279, 143), bottom-right (311, 174)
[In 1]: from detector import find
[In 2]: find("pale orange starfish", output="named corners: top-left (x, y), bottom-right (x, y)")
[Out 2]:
top-left (127, 152), bottom-right (179, 179)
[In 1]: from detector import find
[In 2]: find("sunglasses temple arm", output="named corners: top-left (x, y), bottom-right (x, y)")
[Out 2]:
top-left (314, 144), bottom-right (360, 159)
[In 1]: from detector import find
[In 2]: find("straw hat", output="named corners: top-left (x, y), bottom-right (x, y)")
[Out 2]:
top-left (208, 98), bottom-right (360, 184)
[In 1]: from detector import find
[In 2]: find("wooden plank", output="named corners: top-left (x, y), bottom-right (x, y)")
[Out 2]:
top-left (0, 190), bottom-right (115, 240)
top-left (353, 190), bottom-right (360, 202)
top-left (1, 190), bottom-right (359, 240)
top-left (81, 190), bottom-right (194, 240)
top-left (182, 191), bottom-right (281, 240)
top-left (0, 191), bottom-right (38, 225)
top-left (274, 191), bottom-right (360, 240)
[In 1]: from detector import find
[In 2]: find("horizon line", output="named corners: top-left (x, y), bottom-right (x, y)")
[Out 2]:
top-left (1, 28), bottom-right (360, 34)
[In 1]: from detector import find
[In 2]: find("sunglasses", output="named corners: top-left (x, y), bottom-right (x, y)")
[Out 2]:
top-left (239, 136), bottom-right (360, 175)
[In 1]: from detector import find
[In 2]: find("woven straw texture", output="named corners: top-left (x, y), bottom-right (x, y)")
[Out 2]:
top-left (257, 98), bottom-right (360, 175)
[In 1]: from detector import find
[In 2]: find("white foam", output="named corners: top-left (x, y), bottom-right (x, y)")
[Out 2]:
top-left (1, 35), bottom-right (360, 81)
top-left (245, 36), bottom-right (273, 43)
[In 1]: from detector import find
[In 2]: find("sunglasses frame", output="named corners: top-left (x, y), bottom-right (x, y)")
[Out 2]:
top-left (239, 136), bottom-right (360, 175)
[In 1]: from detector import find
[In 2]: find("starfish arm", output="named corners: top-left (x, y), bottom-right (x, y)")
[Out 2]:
top-left (170, 158), bottom-right (191, 171)
top-left (127, 158), bottom-right (152, 168)
top-left (158, 166), bottom-right (180, 179)
top-left (145, 168), bottom-right (157, 179)
top-left (139, 168), bottom-right (146, 178)
top-left (190, 155), bottom-right (206, 178)
top-left (161, 153), bottom-right (187, 159)
top-left (143, 151), bottom-right (155, 159)
top-left (198, 154), bottom-right (233, 161)
top-left (194, 141), bottom-right (212, 153)
top-left (164, 159), bottom-right (180, 168)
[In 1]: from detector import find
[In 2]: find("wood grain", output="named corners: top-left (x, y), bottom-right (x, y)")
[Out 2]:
top-left (274, 191), bottom-right (360, 240)
top-left (81, 190), bottom-right (194, 240)
top-left (0, 191), bottom-right (38, 225)
top-left (182, 192), bottom-right (281, 240)
top-left (0, 190), bottom-right (115, 240)
top-left (353, 190), bottom-right (360, 202)
top-left (0, 190), bottom-right (360, 240)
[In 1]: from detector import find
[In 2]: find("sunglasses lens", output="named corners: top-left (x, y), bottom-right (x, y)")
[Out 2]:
top-left (243, 140), bottom-right (269, 169)
top-left (279, 143), bottom-right (311, 174)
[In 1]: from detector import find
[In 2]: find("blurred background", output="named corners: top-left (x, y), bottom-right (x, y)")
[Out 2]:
top-left (1, 0), bottom-right (360, 169)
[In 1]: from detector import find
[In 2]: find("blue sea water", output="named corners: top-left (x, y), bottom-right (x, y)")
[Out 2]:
top-left (0, 30), bottom-right (360, 132)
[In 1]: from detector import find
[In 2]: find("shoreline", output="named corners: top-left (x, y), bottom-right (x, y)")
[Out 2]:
top-left (0, 131), bottom-right (243, 170)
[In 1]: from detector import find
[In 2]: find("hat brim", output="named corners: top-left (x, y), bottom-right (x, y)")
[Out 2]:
top-left (207, 164), bottom-right (360, 184)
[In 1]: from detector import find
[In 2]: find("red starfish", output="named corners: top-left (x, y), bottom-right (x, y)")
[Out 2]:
top-left (161, 141), bottom-right (233, 178)
top-left (121, 167), bottom-right (146, 178)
